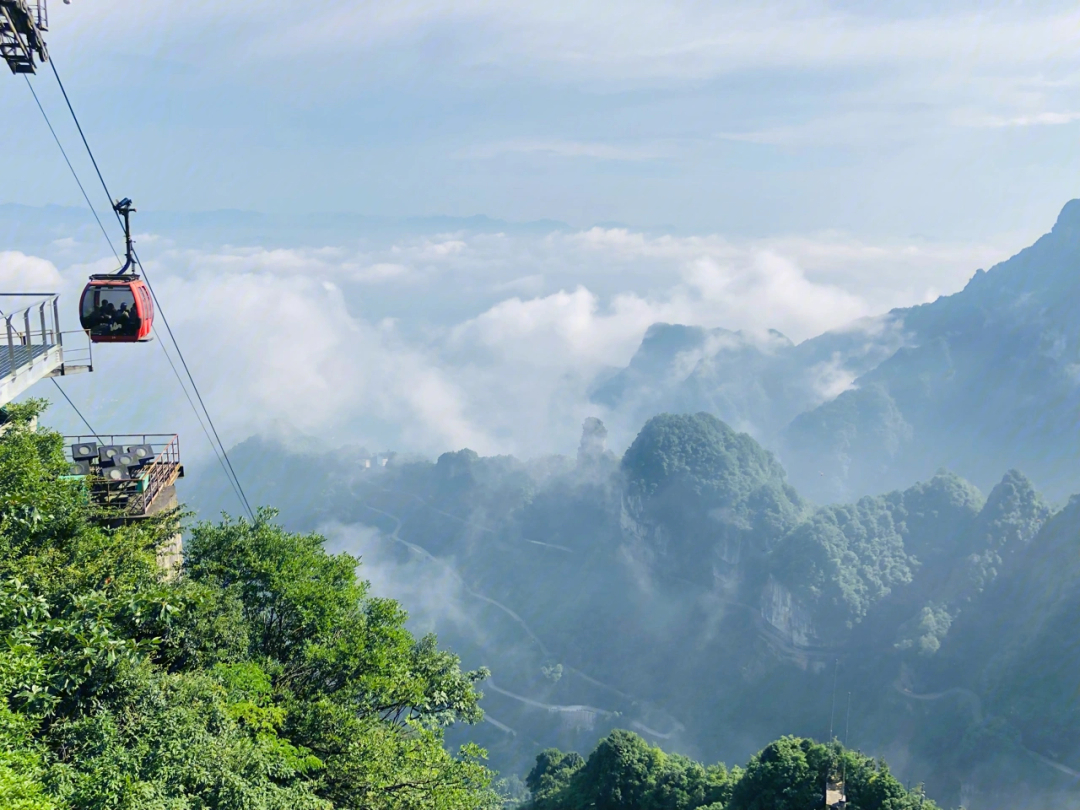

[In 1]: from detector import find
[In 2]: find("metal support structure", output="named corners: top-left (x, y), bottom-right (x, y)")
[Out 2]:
top-left (113, 197), bottom-right (136, 274)
top-left (0, 0), bottom-right (48, 74)
top-left (52, 295), bottom-right (62, 347)
top-left (64, 433), bottom-right (184, 519)
top-left (5, 316), bottom-right (15, 375)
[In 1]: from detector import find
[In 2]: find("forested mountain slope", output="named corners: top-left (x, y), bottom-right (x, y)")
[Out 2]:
top-left (0, 400), bottom-right (961, 810)
top-left (191, 412), bottom-right (1076, 810)
top-left (595, 200), bottom-right (1080, 503)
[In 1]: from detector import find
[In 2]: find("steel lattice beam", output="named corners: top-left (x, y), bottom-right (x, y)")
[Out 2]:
top-left (0, 0), bottom-right (47, 74)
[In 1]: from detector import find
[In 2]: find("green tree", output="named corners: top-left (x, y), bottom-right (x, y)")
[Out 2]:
top-left (525, 749), bottom-right (584, 808)
top-left (0, 401), bottom-right (497, 810)
top-left (522, 732), bottom-right (936, 810)
top-left (727, 736), bottom-right (826, 810)
top-left (523, 731), bottom-right (735, 810)
top-left (576, 729), bottom-right (665, 810)
top-left (729, 737), bottom-right (939, 810)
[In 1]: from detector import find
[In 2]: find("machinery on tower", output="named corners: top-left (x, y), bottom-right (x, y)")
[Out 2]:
top-left (0, 0), bottom-right (55, 74)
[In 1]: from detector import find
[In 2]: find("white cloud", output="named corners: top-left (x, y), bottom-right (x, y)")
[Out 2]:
top-left (351, 262), bottom-right (410, 283)
top-left (56, 2), bottom-right (1080, 85)
top-left (152, 268), bottom-right (490, 451)
top-left (255, 3), bottom-right (1080, 81)
top-left (320, 522), bottom-right (484, 640)
top-left (32, 223), bottom-right (1013, 463)
top-left (447, 234), bottom-right (869, 377)
top-left (0, 252), bottom-right (63, 291)
top-left (969, 111), bottom-right (1080, 128)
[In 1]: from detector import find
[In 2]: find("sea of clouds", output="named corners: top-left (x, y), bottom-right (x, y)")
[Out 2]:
top-left (0, 220), bottom-right (1009, 461)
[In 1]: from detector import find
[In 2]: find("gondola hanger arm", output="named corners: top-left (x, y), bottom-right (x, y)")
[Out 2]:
top-left (112, 197), bottom-right (136, 276)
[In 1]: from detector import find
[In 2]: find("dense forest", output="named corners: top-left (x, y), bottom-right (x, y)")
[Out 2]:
top-left (0, 401), bottom-right (494, 809)
top-left (0, 401), bottom-right (945, 809)
top-left (190, 407), bottom-right (1080, 809)
top-left (522, 730), bottom-right (935, 810)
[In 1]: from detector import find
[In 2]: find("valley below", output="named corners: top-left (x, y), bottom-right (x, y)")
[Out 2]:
top-left (186, 202), bottom-right (1080, 810)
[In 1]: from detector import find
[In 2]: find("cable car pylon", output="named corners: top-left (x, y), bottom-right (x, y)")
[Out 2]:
top-left (0, 0), bottom-right (51, 74)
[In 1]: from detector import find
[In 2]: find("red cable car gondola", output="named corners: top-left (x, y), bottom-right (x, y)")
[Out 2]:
top-left (79, 198), bottom-right (154, 343)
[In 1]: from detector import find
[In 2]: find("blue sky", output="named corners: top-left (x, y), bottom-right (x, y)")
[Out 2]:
top-left (3, 1), bottom-right (1080, 237)
top-left (2, 1), bottom-right (1080, 463)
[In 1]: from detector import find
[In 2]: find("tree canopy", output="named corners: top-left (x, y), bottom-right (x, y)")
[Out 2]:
top-left (522, 731), bottom-right (936, 810)
top-left (0, 401), bottom-right (496, 810)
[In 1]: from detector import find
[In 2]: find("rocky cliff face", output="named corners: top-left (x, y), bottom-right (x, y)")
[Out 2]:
top-left (760, 575), bottom-right (816, 648)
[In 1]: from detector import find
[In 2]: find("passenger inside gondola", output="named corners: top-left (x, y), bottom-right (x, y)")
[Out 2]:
top-left (82, 288), bottom-right (141, 338)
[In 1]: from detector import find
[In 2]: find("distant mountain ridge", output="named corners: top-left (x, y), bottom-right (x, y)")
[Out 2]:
top-left (595, 200), bottom-right (1080, 502)
top-left (189, 412), bottom-right (1072, 809)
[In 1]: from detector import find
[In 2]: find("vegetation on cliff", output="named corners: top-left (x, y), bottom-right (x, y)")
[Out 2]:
top-left (189, 411), bottom-right (1065, 807)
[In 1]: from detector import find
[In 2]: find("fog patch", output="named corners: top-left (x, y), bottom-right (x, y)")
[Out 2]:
top-left (21, 224), bottom-right (998, 464)
top-left (321, 521), bottom-right (488, 643)
top-left (0, 251), bottom-right (62, 290)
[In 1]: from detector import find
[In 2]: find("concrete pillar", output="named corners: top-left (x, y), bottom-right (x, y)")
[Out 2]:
top-left (148, 483), bottom-right (183, 577)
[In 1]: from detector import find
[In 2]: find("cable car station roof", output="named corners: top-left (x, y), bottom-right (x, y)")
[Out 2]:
top-left (64, 433), bottom-right (184, 520)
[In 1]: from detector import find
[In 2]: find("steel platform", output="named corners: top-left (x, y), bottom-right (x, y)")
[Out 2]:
top-left (0, 294), bottom-right (92, 408)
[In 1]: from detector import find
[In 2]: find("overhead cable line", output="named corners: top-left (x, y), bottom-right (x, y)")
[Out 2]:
top-left (24, 75), bottom-right (121, 264)
top-left (34, 60), bottom-right (256, 520)
top-left (50, 378), bottom-right (100, 440)
top-left (129, 247), bottom-right (255, 520)
top-left (150, 313), bottom-right (252, 517)
top-left (47, 58), bottom-right (123, 243)
top-left (24, 72), bottom-right (248, 520)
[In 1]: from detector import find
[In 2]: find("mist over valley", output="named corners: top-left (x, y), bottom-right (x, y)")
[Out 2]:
top-left (180, 203), bottom-right (1080, 809)
top-left (5, 3), bottom-right (1080, 806)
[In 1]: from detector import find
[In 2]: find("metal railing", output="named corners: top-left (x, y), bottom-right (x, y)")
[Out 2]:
top-left (56, 330), bottom-right (92, 373)
top-left (64, 433), bottom-right (182, 518)
top-left (0, 293), bottom-right (62, 377)
top-left (0, 294), bottom-right (94, 378)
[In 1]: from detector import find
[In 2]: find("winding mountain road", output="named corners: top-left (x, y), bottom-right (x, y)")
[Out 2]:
top-left (486, 679), bottom-right (615, 717)
top-left (893, 678), bottom-right (1080, 779)
top-left (361, 504), bottom-right (552, 657)
top-left (354, 499), bottom-right (686, 739)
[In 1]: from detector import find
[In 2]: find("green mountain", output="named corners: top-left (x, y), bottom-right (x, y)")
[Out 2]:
top-left (190, 412), bottom-right (1074, 809)
top-left (595, 200), bottom-right (1080, 503)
